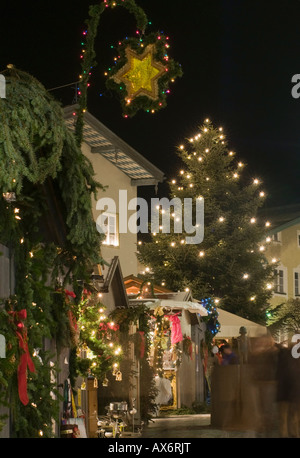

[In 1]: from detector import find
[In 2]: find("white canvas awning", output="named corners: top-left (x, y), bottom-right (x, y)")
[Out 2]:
top-left (159, 300), bottom-right (208, 316)
top-left (129, 298), bottom-right (208, 316)
top-left (216, 308), bottom-right (267, 338)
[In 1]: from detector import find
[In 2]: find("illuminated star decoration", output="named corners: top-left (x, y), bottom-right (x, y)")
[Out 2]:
top-left (112, 44), bottom-right (166, 102)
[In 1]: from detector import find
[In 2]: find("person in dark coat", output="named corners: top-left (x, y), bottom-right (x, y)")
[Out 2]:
top-left (220, 344), bottom-right (239, 365)
top-left (248, 336), bottom-right (278, 436)
top-left (276, 344), bottom-right (300, 437)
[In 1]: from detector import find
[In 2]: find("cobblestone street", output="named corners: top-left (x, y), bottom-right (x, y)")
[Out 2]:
top-left (141, 414), bottom-right (274, 438)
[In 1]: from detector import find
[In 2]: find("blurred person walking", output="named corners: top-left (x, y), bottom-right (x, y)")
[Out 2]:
top-left (276, 343), bottom-right (300, 437)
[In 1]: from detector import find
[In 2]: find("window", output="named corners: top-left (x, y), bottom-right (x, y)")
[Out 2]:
top-left (272, 232), bottom-right (282, 242)
top-left (297, 231), bottom-right (300, 248)
top-left (274, 268), bottom-right (286, 294)
top-left (101, 213), bottom-right (119, 246)
top-left (294, 267), bottom-right (300, 297)
top-left (295, 272), bottom-right (300, 296)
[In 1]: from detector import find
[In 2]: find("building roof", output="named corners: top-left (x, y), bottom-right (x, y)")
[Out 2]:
top-left (124, 274), bottom-right (174, 297)
top-left (98, 256), bottom-right (129, 309)
top-left (63, 105), bottom-right (165, 187)
top-left (258, 203), bottom-right (300, 235)
top-left (268, 217), bottom-right (300, 236)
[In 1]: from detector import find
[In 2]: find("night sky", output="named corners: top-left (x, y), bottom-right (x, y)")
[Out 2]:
top-left (1, 0), bottom-right (300, 209)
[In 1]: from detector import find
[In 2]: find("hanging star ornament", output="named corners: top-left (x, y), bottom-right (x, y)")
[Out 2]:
top-left (113, 44), bottom-right (165, 100)
top-left (106, 34), bottom-right (183, 117)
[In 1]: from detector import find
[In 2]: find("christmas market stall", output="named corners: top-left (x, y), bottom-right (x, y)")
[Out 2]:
top-left (144, 297), bottom-right (208, 413)
top-left (122, 276), bottom-right (210, 413)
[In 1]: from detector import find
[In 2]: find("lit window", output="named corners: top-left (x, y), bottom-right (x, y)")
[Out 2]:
top-left (274, 268), bottom-right (285, 294)
top-left (101, 213), bottom-right (119, 247)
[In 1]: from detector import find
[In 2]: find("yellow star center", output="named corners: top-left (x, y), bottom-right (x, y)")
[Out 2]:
top-left (123, 53), bottom-right (160, 94)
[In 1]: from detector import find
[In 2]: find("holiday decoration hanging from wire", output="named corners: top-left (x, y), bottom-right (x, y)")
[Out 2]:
top-left (106, 32), bottom-right (182, 117)
top-left (76, 0), bottom-right (182, 142)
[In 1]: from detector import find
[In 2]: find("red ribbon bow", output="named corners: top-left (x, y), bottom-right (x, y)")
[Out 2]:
top-left (8, 309), bottom-right (36, 406)
top-left (65, 290), bottom-right (76, 298)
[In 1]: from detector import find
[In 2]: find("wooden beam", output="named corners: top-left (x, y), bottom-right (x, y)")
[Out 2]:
top-left (131, 178), bottom-right (160, 187)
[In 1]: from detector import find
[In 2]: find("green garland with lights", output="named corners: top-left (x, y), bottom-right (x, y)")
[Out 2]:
top-left (75, 292), bottom-right (123, 382)
top-left (75, 0), bottom-right (182, 143)
top-left (152, 309), bottom-right (165, 377)
top-left (109, 304), bottom-right (158, 422)
top-left (0, 69), bottom-right (104, 437)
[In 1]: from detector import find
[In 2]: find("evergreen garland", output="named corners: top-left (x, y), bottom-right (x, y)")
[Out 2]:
top-left (110, 304), bottom-right (158, 422)
top-left (76, 3), bottom-right (106, 146)
top-left (0, 68), bottom-right (104, 436)
top-left (76, 0), bottom-right (149, 141)
top-left (0, 67), bottom-right (104, 275)
top-left (55, 128), bottom-right (104, 281)
top-left (0, 68), bottom-right (65, 193)
top-left (10, 351), bottom-right (62, 438)
top-left (267, 298), bottom-right (300, 339)
top-left (76, 293), bottom-right (123, 382)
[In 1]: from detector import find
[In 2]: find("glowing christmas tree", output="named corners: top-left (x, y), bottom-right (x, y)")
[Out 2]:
top-left (138, 119), bottom-right (275, 323)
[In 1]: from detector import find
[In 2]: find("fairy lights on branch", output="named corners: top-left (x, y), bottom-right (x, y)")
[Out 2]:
top-left (76, 291), bottom-right (123, 384)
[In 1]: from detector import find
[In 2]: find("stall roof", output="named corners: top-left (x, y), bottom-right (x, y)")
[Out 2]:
top-left (216, 308), bottom-right (267, 338)
top-left (128, 298), bottom-right (208, 316)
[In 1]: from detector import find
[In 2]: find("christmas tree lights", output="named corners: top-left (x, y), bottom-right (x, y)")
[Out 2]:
top-left (137, 120), bottom-right (276, 323)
